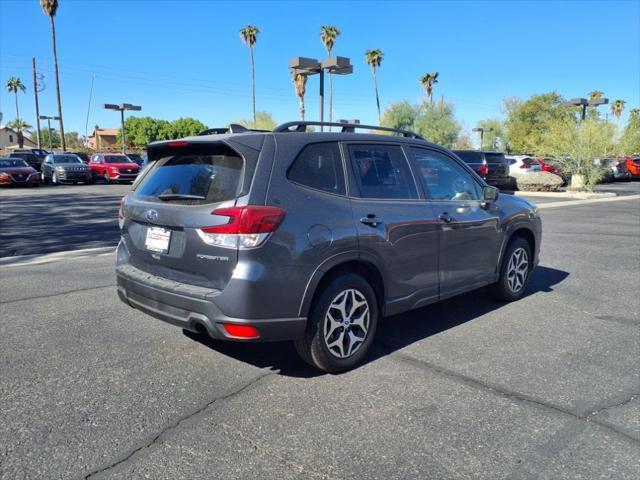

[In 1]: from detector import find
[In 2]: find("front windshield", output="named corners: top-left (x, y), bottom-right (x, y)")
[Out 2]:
top-left (0, 159), bottom-right (29, 168)
top-left (105, 155), bottom-right (133, 164)
top-left (53, 155), bottom-right (83, 164)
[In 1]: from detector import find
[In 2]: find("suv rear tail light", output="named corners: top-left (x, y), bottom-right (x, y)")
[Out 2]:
top-left (197, 206), bottom-right (286, 249)
top-left (476, 159), bottom-right (488, 177)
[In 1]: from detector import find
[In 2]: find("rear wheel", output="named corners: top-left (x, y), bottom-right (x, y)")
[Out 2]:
top-left (492, 236), bottom-right (532, 302)
top-left (295, 273), bottom-right (378, 373)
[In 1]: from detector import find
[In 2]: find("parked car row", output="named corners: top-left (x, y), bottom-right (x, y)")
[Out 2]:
top-left (1, 151), bottom-right (142, 187)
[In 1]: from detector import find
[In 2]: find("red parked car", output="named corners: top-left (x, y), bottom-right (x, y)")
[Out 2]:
top-left (535, 157), bottom-right (567, 183)
top-left (89, 153), bottom-right (141, 184)
top-left (0, 157), bottom-right (40, 187)
top-left (625, 156), bottom-right (640, 179)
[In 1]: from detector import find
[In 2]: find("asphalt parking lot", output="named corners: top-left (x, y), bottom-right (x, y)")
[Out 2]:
top-left (0, 183), bottom-right (639, 479)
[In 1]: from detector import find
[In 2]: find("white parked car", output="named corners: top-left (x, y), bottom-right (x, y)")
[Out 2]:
top-left (507, 156), bottom-right (542, 176)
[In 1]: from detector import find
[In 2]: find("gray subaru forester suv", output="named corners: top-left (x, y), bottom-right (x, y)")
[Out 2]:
top-left (116, 122), bottom-right (541, 372)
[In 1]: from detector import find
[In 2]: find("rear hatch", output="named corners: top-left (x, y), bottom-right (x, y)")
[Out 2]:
top-left (123, 141), bottom-right (256, 291)
top-left (484, 152), bottom-right (509, 179)
top-left (452, 151), bottom-right (485, 176)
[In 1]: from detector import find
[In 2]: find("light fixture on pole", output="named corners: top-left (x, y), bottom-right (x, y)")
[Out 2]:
top-left (39, 115), bottom-right (61, 151)
top-left (104, 103), bottom-right (142, 152)
top-left (564, 97), bottom-right (609, 121)
top-left (290, 56), bottom-right (353, 131)
top-left (472, 127), bottom-right (493, 150)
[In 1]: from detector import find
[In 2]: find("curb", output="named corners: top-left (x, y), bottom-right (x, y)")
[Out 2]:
top-left (514, 191), bottom-right (617, 200)
top-left (536, 194), bottom-right (640, 209)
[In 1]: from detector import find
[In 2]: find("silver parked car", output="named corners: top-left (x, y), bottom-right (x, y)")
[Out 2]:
top-left (41, 153), bottom-right (92, 185)
top-left (596, 158), bottom-right (631, 181)
top-left (116, 121), bottom-right (542, 372)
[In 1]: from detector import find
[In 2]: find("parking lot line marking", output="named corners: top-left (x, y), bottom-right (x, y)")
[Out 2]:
top-left (536, 194), bottom-right (640, 209)
top-left (0, 246), bottom-right (116, 268)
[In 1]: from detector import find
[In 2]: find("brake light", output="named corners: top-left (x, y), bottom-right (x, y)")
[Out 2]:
top-left (222, 323), bottom-right (259, 339)
top-left (117, 198), bottom-right (125, 229)
top-left (167, 141), bottom-right (189, 147)
top-left (476, 159), bottom-right (488, 177)
top-left (197, 206), bottom-right (286, 249)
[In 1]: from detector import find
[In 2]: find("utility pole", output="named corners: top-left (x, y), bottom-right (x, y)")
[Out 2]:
top-left (32, 58), bottom-right (42, 149)
top-left (104, 103), bottom-right (142, 153)
top-left (84, 75), bottom-right (95, 146)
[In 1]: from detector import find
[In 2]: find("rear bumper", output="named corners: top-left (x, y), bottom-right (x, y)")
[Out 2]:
top-left (116, 262), bottom-right (307, 342)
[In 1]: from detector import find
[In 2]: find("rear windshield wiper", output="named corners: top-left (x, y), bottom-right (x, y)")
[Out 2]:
top-left (157, 193), bottom-right (206, 201)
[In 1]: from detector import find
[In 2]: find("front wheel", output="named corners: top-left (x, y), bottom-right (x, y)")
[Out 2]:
top-left (103, 172), bottom-right (110, 184)
top-left (492, 236), bottom-right (532, 302)
top-left (51, 171), bottom-right (59, 185)
top-left (294, 273), bottom-right (378, 373)
top-left (40, 171), bottom-right (48, 185)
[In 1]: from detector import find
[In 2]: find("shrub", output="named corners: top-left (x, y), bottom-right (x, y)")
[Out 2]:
top-left (515, 172), bottom-right (564, 192)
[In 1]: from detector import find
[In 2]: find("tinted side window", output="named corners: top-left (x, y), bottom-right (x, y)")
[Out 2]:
top-left (347, 144), bottom-right (418, 200)
top-left (410, 148), bottom-right (480, 201)
top-left (287, 143), bottom-right (345, 195)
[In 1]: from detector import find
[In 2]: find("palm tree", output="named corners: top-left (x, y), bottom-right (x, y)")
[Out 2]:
top-left (320, 26), bottom-right (341, 124)
top-left (240, 25), bottom-right (260, 125)
top-left (611, 99), bottom-right (626, 120)
top-left (365, 49), bottom-right (384, 125)
top-left (292, 72), bottom-right (308, 120)
top-left (40, 0), bottom-right (66, 151)
top-left (629, 108), bottom-right (640, 122)
top-left (588, 90), bottom-right (604, 102)
top-left (419, 72), bottom-right (439, 103)
top-left (7, 118), bottom-right (32, 148)
top-left (5, 76), bottom-right (26, 120)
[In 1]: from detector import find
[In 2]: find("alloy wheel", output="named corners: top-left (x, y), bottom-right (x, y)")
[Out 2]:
top-left (506, 247), bottom-right (529, 293)
top-left (323, 289), bottom-right (370, 359)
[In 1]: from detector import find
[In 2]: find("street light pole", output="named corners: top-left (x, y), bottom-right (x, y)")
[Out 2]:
top-left (39, 115), bottom-right (61, 151)
top-left (564, 97), bottom-right (609, 121)
top-left (104, 103), bottom-right (142, 153)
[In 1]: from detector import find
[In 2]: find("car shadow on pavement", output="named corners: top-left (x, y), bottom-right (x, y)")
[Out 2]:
top-left (184, 266), bottom-right (569, 378)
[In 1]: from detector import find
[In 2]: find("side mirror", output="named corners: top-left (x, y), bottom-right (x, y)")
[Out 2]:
top-left (483, 185), bottom-right (499, 203)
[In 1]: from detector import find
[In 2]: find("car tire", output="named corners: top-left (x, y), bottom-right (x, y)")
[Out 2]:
top-left (492, 236), bottom-right (532, 302)
top-left (294, 273), bottom-right (378, 373)
top-left (104, 173), bottom-right (110, 184)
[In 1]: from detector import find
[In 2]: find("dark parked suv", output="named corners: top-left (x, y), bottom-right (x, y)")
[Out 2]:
top-left (452, 150), bottom-right (512, 190)
top-left (116, 122), bottom-right (541, 372)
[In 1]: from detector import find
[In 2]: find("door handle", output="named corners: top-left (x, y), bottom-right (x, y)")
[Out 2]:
top-left (438, 213), bottom-right (454, 223)
top-left (360, 215), bottom-right (383, 227)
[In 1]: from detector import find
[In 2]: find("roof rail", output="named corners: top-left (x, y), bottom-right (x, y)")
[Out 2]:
top-left (197, 123), bottom-right (270, 136)
top-left (273, 121), bottom-right (424, 139)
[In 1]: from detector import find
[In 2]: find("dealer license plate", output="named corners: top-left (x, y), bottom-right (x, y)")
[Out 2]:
top-left (145, 227), bottom-right (171, 254)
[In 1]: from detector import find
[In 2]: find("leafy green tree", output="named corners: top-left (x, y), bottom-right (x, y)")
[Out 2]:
top-left (40, 127), bottom-right (62, 149)
top-left (419, 72), bottom-right (439, 104)
top-left (170, 117), bottom-right (207, 138)
top-left (414, 100), bottom-right (460, 148)
top-left (503, 92), bottom-right (574, 153)
top-left (40, 0), bottom-right (66, 151)
top-left (7, 118), bottom-right (32, 148)
top-left (452, 132), bottom-right (474, 150)
top-left (380, 101), bottom-right (418, 131)
top-left (240, 25), bottom-right (260, 124)
top-left (320, 26), bottom-right (341, 124)
top-left (619, 108), bottom-right (640, 154)
top-left (64, 131), bottom-right (82, 149)
top-left (232, 111), bottom-right (277, 131)
top-left (5, 76), bottom-right (26, 120)
top-left (538, 117), bottom-right (617, 191)
top-left (364, 49), bottom-right (384, 124)
top-left (476, 118), bottom-right (505, 150)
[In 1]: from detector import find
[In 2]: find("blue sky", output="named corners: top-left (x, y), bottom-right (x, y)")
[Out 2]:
top-left (1, 0), bottom-right (639, 139)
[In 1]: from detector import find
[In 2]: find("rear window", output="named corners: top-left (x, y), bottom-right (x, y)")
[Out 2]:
top-left (453, 151), bottom-right (482, 163)
top-left (484, 153), bottom-right (507, 164)
top-left (9, 153), bottom-right (35, 161)
top-left (136, 145), bottom-right (244, 204)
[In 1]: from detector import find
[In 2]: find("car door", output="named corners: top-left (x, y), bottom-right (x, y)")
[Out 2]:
top-left (344, 143), bottom-right (440, 315)
top-left (407, 146), bottom-right (502, 299)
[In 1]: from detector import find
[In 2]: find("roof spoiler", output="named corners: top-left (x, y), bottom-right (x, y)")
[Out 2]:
top-left (273, 121), bottom-right (424, 139)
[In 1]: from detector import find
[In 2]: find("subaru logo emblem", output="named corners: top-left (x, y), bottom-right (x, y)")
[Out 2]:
top-left (145, 209), bottom-right (159, 222)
